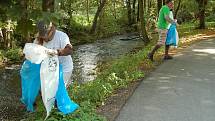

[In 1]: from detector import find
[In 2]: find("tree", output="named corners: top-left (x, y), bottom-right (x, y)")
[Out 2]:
top-left (162, 0), bottom-right (165, 5)
top-left (126, 0), bottom-right (132, 25)
top-left (19, 0), bottom-right (30, 42)
top-left (137, 1), bottom-right (140, 22)
top-left (113, 0), bottom-right (117, 19)
top-left (174, 0), bottom-right (181, 19)
top-left (0, 0), bottom-right (14, 48)
top-left (157, 0), bottom-right (162, 14)
top-left (138, 0), bottom-right (149, 43)
top-left (195, 0), bottom-right (208, 29)
top-left (90, 0), bottom-right (107, 34)
top-left (86, 0), bottom-right (90, 23)
top-left (42, 0), bottom-right (55, 12)
top-left (132, 0), bottom-right (137, 23)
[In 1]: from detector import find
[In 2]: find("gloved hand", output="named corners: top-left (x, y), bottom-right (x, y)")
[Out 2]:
top-left (45, 49), bottom-right (58, 56)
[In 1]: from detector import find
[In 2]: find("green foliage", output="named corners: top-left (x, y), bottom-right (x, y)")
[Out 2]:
top-left (67, 101), bottom-right (107, 121)
top-left (72, 79), bottom-right (113, 105)
top-left (5, 48), bottom-right (22, 62)
top-left (16, 19), bottom-right (35, 38)
top-left (96, 6), bottom-right (131, 38)
top-left (176, 0), bottom-right (198, 23)
top-left (0, 0), bottom-right (214, 48)
top-left (72, 15), bottom-right (93, 26)
top-left (181, 0), bottom-right (198, 12)
top-left (25, 100), bottom-right (106, 121)
top-left (206, 13), bottom-right (215, 22)
top-left (61, 18), bottom-right (94, 45)
top-left (97, 14), bottom-right (122, 37)
top-left (177, 9), bottom-right (194, 23)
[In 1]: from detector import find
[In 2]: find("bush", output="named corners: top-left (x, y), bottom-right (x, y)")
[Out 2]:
top-left (177, 9), bottom-right (194, 23)
top-left (206, 14), bottom-right (215, 22)
top-left (5, 48), bottom-right (23, 62)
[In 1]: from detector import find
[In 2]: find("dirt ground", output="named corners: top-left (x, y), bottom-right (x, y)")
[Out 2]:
top-left (96, 79), bottom-right (142, 121)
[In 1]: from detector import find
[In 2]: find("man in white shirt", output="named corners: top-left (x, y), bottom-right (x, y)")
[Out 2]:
top-left (35, 20), bottom-right (73, 88)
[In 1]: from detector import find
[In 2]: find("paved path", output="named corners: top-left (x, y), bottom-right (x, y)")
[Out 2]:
top-left (115, 38), bottom-right (215, 121)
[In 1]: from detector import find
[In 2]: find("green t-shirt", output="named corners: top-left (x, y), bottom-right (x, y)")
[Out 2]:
top-left (157, 5), bottom-right (170, 29)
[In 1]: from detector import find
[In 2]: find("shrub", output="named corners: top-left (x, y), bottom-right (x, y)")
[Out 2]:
top-left (5, 48), bottom-right (23, 62)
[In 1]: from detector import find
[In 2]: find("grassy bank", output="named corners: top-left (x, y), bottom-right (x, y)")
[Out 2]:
top-left (19, 22), bottom-right (215, 121)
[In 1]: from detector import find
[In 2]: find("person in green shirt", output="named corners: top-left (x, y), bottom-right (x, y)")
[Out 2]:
top-left (148, 0), bottom-right (176, 61)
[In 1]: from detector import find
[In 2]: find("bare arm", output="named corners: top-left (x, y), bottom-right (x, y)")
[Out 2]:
top-left (57, 44), bottom-right (73, 56)
top-left (165, 14), bottom-right (175, 24)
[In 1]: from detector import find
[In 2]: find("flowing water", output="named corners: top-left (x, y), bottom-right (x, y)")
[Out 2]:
top-left (0, 34), bottom-right (145, 120)
top-left (73, 34), bottom-right (145, 83)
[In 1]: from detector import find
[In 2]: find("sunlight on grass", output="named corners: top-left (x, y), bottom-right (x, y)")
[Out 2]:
top-left (180, 33), bottom-right (215, 44)
top-left (176, 22), bottom-right (215, 45)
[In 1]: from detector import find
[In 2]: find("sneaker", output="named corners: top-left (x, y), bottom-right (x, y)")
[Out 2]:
top-left (164, 55), bottom-right (173, 60)
top-left (147, 53), bottom-right (154, 61)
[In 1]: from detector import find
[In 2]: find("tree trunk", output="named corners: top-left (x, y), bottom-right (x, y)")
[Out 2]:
top-left (137, 2), bottom-right (140, 22)
top-left (90, 0), bottom-right (106, 34)
top-left (157, 0), bottom-right (162, 14)
top-left (113, 0), bottom-right (117, 19)
top-left (2, 28), bottom-right (8, 48)
top-left (148, 0), bottom-right (152, 11)
top-left (127, 0), bottom-right (132, 25)
top-left (174, 0), bottom-right (181, 19)
top-left (132, 0), bottom-right (137, 23)
top-left (0, 29), bottom-right (3, 43)
top-left (86, 0), bottom-right (90, 23)
top-left (20, 0), bottom-right (31, 43)
top-left (144, 0), bottom-right (146, 10)
top-left (138, 0), bottom-right (149, 43)
top-left (7, 30), bottom-right (12, 48)
top-left (147, 0), bottom-right (150, 12)
top-left (198, 6), bottom-right (205, 29)
top-left (42, 0), bottom-right (55, 12)
top-left (197, 0), bottom-right (207, 29)
top-left (162, 0), bottom-right (165, 5)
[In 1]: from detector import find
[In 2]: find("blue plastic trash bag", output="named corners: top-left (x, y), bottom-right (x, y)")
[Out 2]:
top-left (20, 60), bottom-right (41, 112)
top-left (166, 24), bottom-right (179, 47)
top-left (20, 60), bottom-right (79, 115)
top-left (56, 65), bottom-right (79, 114)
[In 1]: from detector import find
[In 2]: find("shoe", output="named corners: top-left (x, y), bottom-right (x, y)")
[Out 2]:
top-left (147, 53), bottom-right (154, 62)
top-left (164, 55), bottom-right (173, 60)
top-left (19, 104), bottom-right (26, 111)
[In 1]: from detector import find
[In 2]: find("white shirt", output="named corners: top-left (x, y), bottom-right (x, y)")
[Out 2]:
top-left (34, 30), bottom-right (73, 73)
top-left (168, 11), bottom-right (174, 29)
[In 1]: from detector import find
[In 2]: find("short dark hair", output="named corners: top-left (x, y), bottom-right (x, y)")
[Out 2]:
top-left (165, 0), bottom-right (173, 4)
